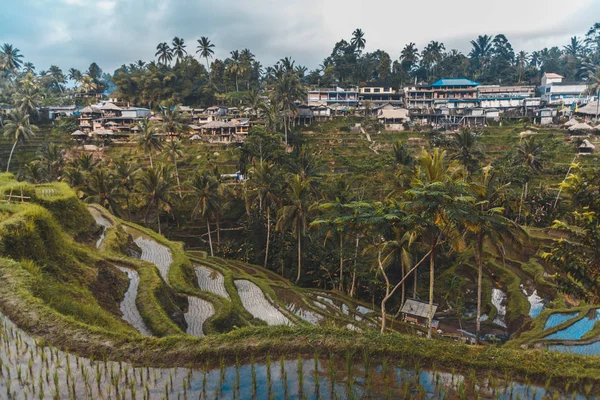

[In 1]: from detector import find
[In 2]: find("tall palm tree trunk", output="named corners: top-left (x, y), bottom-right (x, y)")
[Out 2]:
top-left (377, 250), bottom-right (390, 334)
top-left (149, 152), bottom-right (153, 168)
top-left (205, 57), bottom-right (212, 84)
top-left (476, 234), bottom-right (484, 344)
top-left (339, 233), bottom-right (344, 292)
top-left (264, 208), bottom-right (271, 269)
top-left (350, 236), bottom-right (359, 297)
top-left (6, 139), bottom-right (19, 173)
top-left (173, 158), bottom-right (182, 197)
top-left (427, 247), bottom-right (436, 339)
top-left (216, 215), bottom-right (221, 247)
top-left (206, 219), bottom-right (214, 257)
top-left (157, 211), bottom-right (162, 235)
top-left (413, 267), bottom-right (418, 298)
top-left (296, 233), bottom-right (302, 283)
top-left (126, 195), bottom-right (132, 222)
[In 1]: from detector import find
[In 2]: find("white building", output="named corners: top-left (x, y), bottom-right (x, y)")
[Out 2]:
top-left (539, 73), bottom-right (589, 106)
top-left (477, 85), bottom-right (536, 109)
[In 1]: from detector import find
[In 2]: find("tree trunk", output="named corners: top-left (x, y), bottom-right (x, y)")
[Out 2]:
top-left (264, 208), bottom-right (271, 269)
top-left (295, 233), bottom-right (302, 284)
top-left (350, 236), bottom-right (359, 297)
top-left (157, 211), bottom-right (162, 235)
top-left (235, 75), bottom-right (239, 92)
top-left (206, 219), bottom-right (214, 257)
top-left (149, 152), bottom-right (153, 168)
top-left (378, 250), bottom-right (390, 334)
top-left (476, 234), bottom-right (484, 344)
top-left (174, 159), bottom-right (182, 197)
top-left (216, 215), bottom-right (221, 247)
top-left (339, 233), bottom-right (344, 292)
top-left (284, 115), bottom-right (288, 145)
top-left (6, 139), bottom-right (18, 173)
top-left (126, 195), bottom-right (132, 222)
top-left (206, 58), bottom-right (212, 84)
top-left (413, 266), bottom-right (418, 299)
top-left (427, 247), bottom-right (436, 339)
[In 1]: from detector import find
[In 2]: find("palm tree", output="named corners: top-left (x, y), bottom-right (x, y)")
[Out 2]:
top-left (272, 69), bottom-right (306, 144)
top-left (467, 166), bottom-right (525, 343)
top-left (68, 68), bottom-right (83, 86)
top-left (405, 149), bottom-right (470, 338)
top-left (196, 37), bottom-right (215, 82)
top-left (3, 110), bottom-right (38, 172)
top-left (246, 162), bottom-right (282, 269)
top-left (228, 50), bottom-right (243, 92)
top-left (450, 129), bottom-right (482, 175)
top-left (14, 88), bottom-right (41, 116)
top-left (47, 65), bottom-right (66, 93)
top-left (85, 168), bottom-right (122, 215)
top-left (516, 51), bottom-right (529, 83)
top-left (0, 44), bottom-right (24, 71)
top-left (351, 29), bottom-right (366, 53)
top-left (23, 62), bottom-right (35, 73)
top-left (155, 42), bottom-right (173, 66)
top-left (136, 119), bottom-right (163, 167)
top-left (421, 41), bottom-right (446, 80)
top-left (171, 37), bottom-right (187, 63)
top-left (469, 35), bottom-right (493, 78)
top-left (138, 165), bottom-right (172, 234)
top-left (112, 159), bottom-right (139, 221)
top-left (276, 175), bottom-right (311, 283)
top-left (163, 139), bottom-right (183, 196)
top-left (187, 172), bottom-right (221, 257)
top-left (564, 36), bottom-right (583, 57)
top-left (516, 137), bottom-right (543, 172)
top-left (79, 74), bottom-right (98, 95)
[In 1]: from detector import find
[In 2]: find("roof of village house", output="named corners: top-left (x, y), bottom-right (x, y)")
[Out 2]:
top-left (101, 102), bottom-right (121, 111)
top-left (201, 121), bottom-right (237, 129)
top-left (564, 118), bottom-right (579, 127)
top-left (431, 78), bottom-right (479, 87)
top-left (401, 299), bottom-right (438, 319)
top-left (544, 73), bottom-right (564, 79)
top-left (577, 101), bottom-right (599, 116)
top-left (569, 122), bottom-right (593, 131)
top-left (71, 130), bottom-right (86, 136)
top-left (361, 81), bottom-right (394, 88)
top-left (81, 106), bottom-right (102, 113)
top-left (580, 140), bottom-right (596, 149)
top-left (378, 108), bottom-right (409, 120)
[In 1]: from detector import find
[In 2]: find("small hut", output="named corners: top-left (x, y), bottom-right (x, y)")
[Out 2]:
top-left (400, 298), bottom-right (439, 330)
top-left (579, 139), bottom-right (596, 155)
top-left (569, 122), bottom-right (594, 132)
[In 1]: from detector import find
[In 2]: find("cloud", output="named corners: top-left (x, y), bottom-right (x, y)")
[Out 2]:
top-left (0, 0), bottom-right (598, 75)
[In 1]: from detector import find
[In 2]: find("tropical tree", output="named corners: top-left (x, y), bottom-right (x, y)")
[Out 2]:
top-left (351, 29), bottom-right (366, 53)
top-left (47, 65), bottom-right (66, 93)
top-left (138, 165), bottom-right (172, 234)
top-left (271, 68), bottom-right (305, 144)
top-left (155, 42), bottom-right (173, 65)
top-left (276, 175), bottom-right (311, 283)
top-left (450, 129), bottom-right (482, 175)
top-left (85, 168), bottom-right (122, 215)
top-left (467, 166), bottom-right (525, 343)
top-left (2, 110), bottom-right (38, 172)
top-left (136, 119), bottom-right (163, 167)
top-left (0, 44), bottom-right (24, 71)
top-left (23, 62), bottom-right (35, 73)
top-left (469, 35), bottom-right (494, 78)
top-left (196, 37), bottom-right (215, 82)
top-left (112, 159), bottom-right (139, 221)
top-left (187, 171), bottom-right (221, 256)
top-left (246, 162), bottom-right (283, 268)
top-left (405, 149), bottom-right (470, 338)
top-left (79, 75), bottom-right (98, 95)
top-left (163, 139), bottom-right (183, 196)
top-left (516, 136), bottom-right (543, 172)
top-left (171, 37), bottom-right (187, 63)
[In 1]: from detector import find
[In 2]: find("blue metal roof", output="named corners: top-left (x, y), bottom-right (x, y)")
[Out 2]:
top-left (431, 79), bottom-right (479, 87)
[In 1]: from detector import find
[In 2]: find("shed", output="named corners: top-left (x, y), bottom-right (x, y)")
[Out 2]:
top-left (568, 122), bottom-right (593, 132)
top-left (71, 130), bottom-right (87, 137)
top-left (400, 298), bottom-right (438, 329)
top-left (564, 119), bottom-right (579, 127)
top-left (579, 140), bottom-right (596, 154)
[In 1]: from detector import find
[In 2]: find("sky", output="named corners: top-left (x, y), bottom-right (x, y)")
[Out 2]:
top-left (1, 0), bottom-right (599, 76)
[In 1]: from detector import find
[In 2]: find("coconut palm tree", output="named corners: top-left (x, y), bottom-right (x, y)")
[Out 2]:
top-left (3, 110), bottom-right (38, 172)
top-left (155, 42), bottom-right (173, 66)
top-left (196, 36), bottom-right (215, 81)
top-left (467, 166), bottom-right (525, 343)
top-left (246, 162), bottom-right (283, 269)
top-left (47, 65), bottom-right (66, 93)
top-left (163, 139), bottom-right (183, 196)
top-left (79, 74), bottom-right (98, 95)
top-left (171, 37), bottom-right (187, 63)
top-left (351, 29), bottom-right (366, 53)
top-left (68, 68), bottom-right (83, 86)
top-left (187, 171), bottom-right (221, 257)
top-left (516, 136), bottom-right (543, 172)
top-left (136, 119), bottom-right (163, 167)
top-left (450, 129), bottom-right (482, 175)
top-left (23, 62), bottom-right (35, 73)
top-left (14, 88), bottom-right (41, 116)
top-left (272, 69), bottom-right (306, 144)
top-left (405, 149), bottom-right (470, 338)
top-left (276, 174), bottom-right (311, 283)
top-left (85, 168), bottom-right (122, 215)
top-left (112, 159), bottom-right (139, 221)
top-left (0, 44), bottom-right (24, 71)
top-left (227, 50), bottom-right (244, 92)
top-left (138, 165), bottom-right (172, 234)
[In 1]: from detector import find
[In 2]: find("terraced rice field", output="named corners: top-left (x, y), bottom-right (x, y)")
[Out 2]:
top-left (491, 289), bottom-right (508, 328)
top-left (234, 280), bottom-right (292, 326)
top-left (194, 266), bottom-right (230, 299)
top-left (184, 297), bottom-right (214, 337)
top-left (88, 207), bottom-right (112, 248)
top-left (115, 266), bottom-right (152, 336)
top-left (133, 236), bottom-right (173, 284)
top-left (546, 310), bottom-right (600, 341)
top-left (544, 313), bottom-right (579, 330)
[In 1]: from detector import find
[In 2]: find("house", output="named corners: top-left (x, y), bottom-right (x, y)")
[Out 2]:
top-left (539, 73), bottom-right (589, 106)
top-left (121, 107), bottom-right (151, 119)
top-left (100, 102), bottom-right (122, 117)
top-left (536, 108), bottom-right (555, 125)
top-left (400, 298), bottom-right (439, 331)
top-left (307, 87), bottom-right (359, 107)
top-left (575, 101), bottom-right (600, 121)
top-left (359, 81), bottom-right (403, 107)
top-left (79, 106), bottom-right (103, 132)
top-left (199, 120), bottom-right (247, 143)
top-left (377, 108), bottom-right (409, 130)
top-left (405, 84), bottom-right (435, 110)
top-left (477, 85), bottom-right (536, 109)
top-left (579, 139), bottom-right (596, 155)
top-left (44, 105), bottom-right (78, 120)
top-left (431, 78), bottom-right (479, 110)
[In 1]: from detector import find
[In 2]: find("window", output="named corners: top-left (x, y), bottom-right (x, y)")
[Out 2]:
top-left (384, 88), bottom-right (390, 92)
top-left (374, 88), bottom-right (381, 93)
top-left (364, 88), bottom-right (371, 93)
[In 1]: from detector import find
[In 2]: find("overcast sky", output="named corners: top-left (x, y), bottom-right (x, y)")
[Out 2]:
top-left (1, 0), bottom-right (599, 75)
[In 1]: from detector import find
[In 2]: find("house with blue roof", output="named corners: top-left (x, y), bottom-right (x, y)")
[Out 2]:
top-left (406, 78), bottom-right (479, 110)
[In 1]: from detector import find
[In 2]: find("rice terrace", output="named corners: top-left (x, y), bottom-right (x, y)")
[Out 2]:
top-left (2, 1), bottom-right (600, 398)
